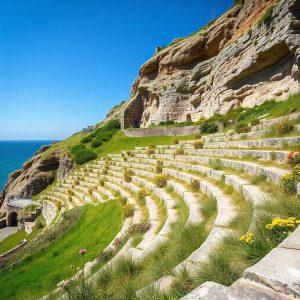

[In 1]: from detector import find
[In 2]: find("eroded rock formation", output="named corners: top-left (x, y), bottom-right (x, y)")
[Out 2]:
top-left (122, 0), bottom-right (300, 128)
top-left (0, 146), bottom-right (73, 213)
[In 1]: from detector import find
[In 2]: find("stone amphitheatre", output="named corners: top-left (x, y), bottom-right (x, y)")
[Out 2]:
top-left (0, 0), bottom-right (299, 299)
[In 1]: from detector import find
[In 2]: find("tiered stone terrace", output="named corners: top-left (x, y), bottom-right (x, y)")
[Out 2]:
top-left (40, 112), bottom-right (300, 299)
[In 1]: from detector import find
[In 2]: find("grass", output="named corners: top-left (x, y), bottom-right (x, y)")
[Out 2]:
top-left (0, 202), bottom-right (123, 300)
top-left (0, 230), bottom-right (27, 256)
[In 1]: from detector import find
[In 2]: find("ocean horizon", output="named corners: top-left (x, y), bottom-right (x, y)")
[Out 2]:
top-left (0, 140), bottom-right (55, 191)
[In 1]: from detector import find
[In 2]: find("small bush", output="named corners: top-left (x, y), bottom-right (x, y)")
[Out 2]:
top-left (157, 160), bottom-right (163, 166)
top-left (173, 139), bottom-right (179, 145)
top-left (147, 149), bottom-right (155, 156)
top-left (123, 168), bottom-right (133, 182)
top-left (128, 222), bottom-right (151, 234)
top-left (154, 174), bottom-right (168, 188)
top-left (275, 120), bottom-right (294, 135)
top-left (193, 141), bottom-right (203, 149)
top-left (173, 147), bottom-right (184, 156)
top-left (280, 174), bottom-right (296, 194)
top-left (200, 122), bottom-right (218, 134)
top-left (148, 144), bottom-right (155, 149)
top-left (235, 122), bottom-right (250, 134)
top-left (190, 179), bottom-right (200, 192)
top-left (251, 119), bottom-right (260, 126)
top-left (287, 152), bottom-right (300, 168)
top-left (124, 203), bottom-right (135, 217)
top-left (81, 136), bottom-right (92, 144)
top-left (98, 249), bottom-right (115, 263)
top-left (71, 147), bottom-right (97, 165)
top-left (210, 159), bottom-right (222, 170)
top-left (105, 119), bottom-right (121, 130)
top-left (270, 152), bottom-right (276, 161)
top-left (91, 139), bottom-right (102, 148)
top-left (137, 188), bottom-right (147, 202)
top-left (99, 178), bottom-right (105, 186)
top-left (118, 196), bottom-right (127, 206)
top-left (155, 165), bottom-right (163, 174)
top-left (159, 120), bottom-right (175, 126)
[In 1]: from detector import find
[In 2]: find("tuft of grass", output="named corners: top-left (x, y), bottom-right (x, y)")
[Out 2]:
top-left (154, 174), bottom-right (168, 188)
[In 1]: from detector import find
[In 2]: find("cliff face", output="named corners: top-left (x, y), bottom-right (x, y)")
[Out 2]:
top-left (0, 147), bottom-right (73, 212)
top-left (122, 0), bottom-right (300, 128)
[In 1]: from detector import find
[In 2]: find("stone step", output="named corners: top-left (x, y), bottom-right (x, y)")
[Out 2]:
top-left (132, 151), bottom-right (289, 183)
top-left (182, 227), bottom-right (300, 299)
top-left (109, 155), bottom-right (267, 207)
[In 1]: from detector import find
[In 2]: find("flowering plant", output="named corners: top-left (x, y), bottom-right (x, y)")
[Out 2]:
top-left (287, 152), bottom-right (300, 168)
top-left (240, 232), bottom-right (254, 245)
top-left (266, 217), bottom-right (300, 242)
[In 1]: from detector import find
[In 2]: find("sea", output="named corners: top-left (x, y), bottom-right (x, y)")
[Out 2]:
top-left (0, 140), bottom-right (54, 191)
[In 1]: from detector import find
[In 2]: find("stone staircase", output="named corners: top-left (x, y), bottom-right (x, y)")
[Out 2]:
top-left (40, 112), bottom-right (299, 299)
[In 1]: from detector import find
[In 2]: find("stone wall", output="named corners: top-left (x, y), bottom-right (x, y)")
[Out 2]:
top-left (121, 0), bottom-right (300, 129)
top-left (123, 126), bottom-right (200, 137)
top-left (42, 201), bottom-right (57, 226)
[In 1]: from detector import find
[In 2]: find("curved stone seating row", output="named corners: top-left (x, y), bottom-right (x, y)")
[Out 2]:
top-left (101, 161), bottom-right (202, 225)
top-left (138, 144), bottom-right (291, 164)
top-left (251, 112), bottom-right (300, 131)
top-left (98, 156), bottom-right (240, 295)
top-left (202, 136), bottom-right (300, 150)
top-left (137, 172), bottom-right (236, 295)
top-left (182, 226), bottom-right (300, 299)
top-left (110, 155), bottom-right (267, 207)
top-left (201, 124), bottom-right (300, 143)
top-left (132, 150), bottom-right (289, 183)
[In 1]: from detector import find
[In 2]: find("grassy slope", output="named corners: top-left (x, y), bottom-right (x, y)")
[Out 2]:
top-left (0, 201), bottom-right (123, 300)
top-left (0, 230), bottom-right (27, 255)
top-left (93, 131), bottom-right (197, 157)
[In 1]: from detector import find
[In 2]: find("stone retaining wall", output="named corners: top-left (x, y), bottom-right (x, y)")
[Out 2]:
top-left (123, 126), bottom-right (200, 137)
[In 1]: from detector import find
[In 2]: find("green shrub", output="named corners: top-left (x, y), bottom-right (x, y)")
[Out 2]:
top-left (193, 140), bottom-right (203, 149)
top-left (190, 179), bottom-right (200, 192)
top-left (275, 120), bottom-right (294, 135)
top-left (280, 174), bottom-right (296, 194)
top-left (98, 249), bottom-right (115, 263)
top-left (124, 204), bottom-right (135, 217)
top-left (173, 147), bottom-right (184, 156)
top-left (147, 149), bottom-right (155, 156)
top-left (91, 139), bottom-right (103, 148)
top-left (70, 145), bottom-right (97, 165)
top-left (81, 136), bottom-right (92, 144)
top-left (270, 152), bottom-right (276, 161)
top-left (99, 178), bottom-right (105, 186)
top-left (154, 174), bottom-right (168, 188)
top-left (155, 165), bottom-right (163, 174)
top-left (159, 120), bottom-right (175, 126)
top-left (148, 144), bottom-right (155, 149)
top-left (173, 139), bottom-right (179, 145)
top-left (235, 122), bottom-right (250, 134)
top-left (137, 188), bottom-right (147, 203)
top-left (105, 119), bottom-right (121, 130)
top-left (200, 122), bottom-right (218, 134)
top-left (118, 196), bottom-right (127, 206)
top-left (123, 168), bottom-right (133, 182)
top-left (251, 119), bottom-right (260, 126)
top-left (128, 222), bottom-right (151, 234)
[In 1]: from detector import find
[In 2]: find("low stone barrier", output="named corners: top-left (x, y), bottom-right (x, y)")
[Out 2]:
top-left (123, 126), bottom-right (200, 137)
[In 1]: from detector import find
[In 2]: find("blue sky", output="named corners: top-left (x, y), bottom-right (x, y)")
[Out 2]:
top-left (0, 0), bottom-right (233, 140)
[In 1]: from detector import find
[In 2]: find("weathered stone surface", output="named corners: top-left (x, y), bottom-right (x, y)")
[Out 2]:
top-left (122, 0), bottom-right (300, 129)
top-left (0, 149), bottom-right (74, 213)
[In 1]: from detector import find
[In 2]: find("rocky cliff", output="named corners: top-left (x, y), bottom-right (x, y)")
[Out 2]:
top-left (122, 0), bottom-right (300, 128)
top-left (0, 146), bottom-right (73, 213)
